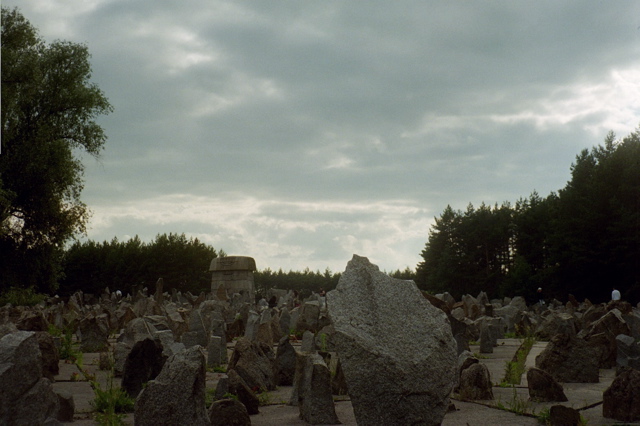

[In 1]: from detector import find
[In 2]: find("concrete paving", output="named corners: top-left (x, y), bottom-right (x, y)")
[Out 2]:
top-left (51, 338), bottom-right (639, 425)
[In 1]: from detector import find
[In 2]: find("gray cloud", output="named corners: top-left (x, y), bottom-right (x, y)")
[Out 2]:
top-left (5, 0), bottom-right (639, 272)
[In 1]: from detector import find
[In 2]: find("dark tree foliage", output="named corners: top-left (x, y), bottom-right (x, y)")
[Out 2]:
top-left (551, 130), bottom-right (640, 302)
top-left (254, 267), bottom-right (341, 299)
top-left (253, 265), bottom-right (417, 299)
top-left (389, 266), bottom-right (418, 282)
top-left (416, 203), bottom-right (513, 299)
top-left (418, 128), bottom-right (640, 303)
top-left (1, 7), bottom-right (112, 293)
top-left (60, 233), bottom-right (219, 296)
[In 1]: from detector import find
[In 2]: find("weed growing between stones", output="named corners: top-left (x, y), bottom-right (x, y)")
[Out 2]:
top-left (537, 407), bottom-right (550, 424)
top-left (207, 365), bottom-right (227, 373)
top-left (495, 387), bottom-right (537, 418)
top-left (257, 391), bottom-right (272, 406)
top-left (205, 388), bottom-right (217, 408)
top-left (223, 392), bottom-right (239, 401)
top-left (501, 337), bottom-right (535, 385)
top-left (86, 351), bottom-right (134, 425)
top-left (49, 323), bottom-right (82, 363)
top-left (289, 328), bottom-right (303, 340)
top-left (319, 333), bottom-right (328, 352)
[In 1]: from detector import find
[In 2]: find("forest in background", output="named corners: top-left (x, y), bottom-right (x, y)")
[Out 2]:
top-left (54, 129), bottom-right (639, 304)
top-left (417, 130), bottom-right (640, 304)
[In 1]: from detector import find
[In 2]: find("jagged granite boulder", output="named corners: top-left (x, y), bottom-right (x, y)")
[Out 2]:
top-left (616, 334), bottom-right (640, 370)
top-left (121, 338), bottom-right (167, 398)
top-left (0, 331), bottom-right (60, 425)
top-left (134, 346), bottom-right (210, 426)
top-left (78, 313), bottom-right (110, 352)
top-left (527, 367), bottom-right (568, 402)
top-left (458, 363), bottom-right (494, 400)
top-left (603, 367), bottom-right (640, 422)
top-left (208, 398), bottom-right (250, 426)
top-left (227, 337), bottom-right (276, 392)
top-left (535, 333), bottom-right (599, 383)
top-left (275, 335), bottom-right (297, 386)
top-left (327, 255), bottom-right (457, 426)
top-left (34, 331), bottom-right (59, 381)
top-left (292, 352), bottom-right (340, 425)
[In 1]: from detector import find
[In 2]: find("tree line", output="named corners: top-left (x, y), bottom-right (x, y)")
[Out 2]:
top-left (60, 233), bottom-right (221, 296)
top-left (416, 129), bottom-right (640, 304)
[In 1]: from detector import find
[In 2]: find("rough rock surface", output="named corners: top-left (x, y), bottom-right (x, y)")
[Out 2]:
top-left (327, 255), bottom-right (457, 426)
top-left (134, 346), bottom-right (210, 426)
top-left (121, 338), bottom-right (166, 398)
top-left (208, 398), bottom-right (251, 426)
top-left (549, 405), bottom-right (580, 426)
top-left (297, 353), bottom-right (340, 425)
top-left (35, 331), bottom-right (60, 381)
top-left (535, 333), bottom-right (599, 383)
top-left (0, 331), bottom-right (60, 425)
top-left (226, 368), bottom-right (260, 415)
top-left (616, 334), bottom-right (640, 370)
top-left (227, 337), bottom-right (276, 392)
top-left (275, 335), bottom-right (296, 386)
top-left (78, 313), bottom-right (110, 352)
top-left (458, 363), bottom-right (494, 400)
top-left (526, 368), bottom-right (568, 402)
top-left (603, 367), bottom-right (640, 422)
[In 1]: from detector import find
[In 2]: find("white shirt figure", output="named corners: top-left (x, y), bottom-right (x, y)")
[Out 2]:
top-left (612, 288), bottom-right (621, 301)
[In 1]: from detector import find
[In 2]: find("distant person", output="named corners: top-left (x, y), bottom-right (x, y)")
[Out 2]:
top-left (612, 287), bottom-right (621, 301)
top-left (319, 288), bottom-right (326, 297)
top-left (537, 287), bottom-right (545, 306)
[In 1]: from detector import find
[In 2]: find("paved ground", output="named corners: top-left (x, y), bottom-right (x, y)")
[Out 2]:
top-left (53, 338), bottom-right (638, 425)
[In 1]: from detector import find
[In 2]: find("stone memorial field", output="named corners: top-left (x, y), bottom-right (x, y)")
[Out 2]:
top-left (2, 255), bottom-right (639, 425)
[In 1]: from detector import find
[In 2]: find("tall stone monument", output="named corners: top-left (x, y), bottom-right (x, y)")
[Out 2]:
top-left (210, 256), bottom-right (256, 302)
top-left (327, 255), bottom-right (457, 426)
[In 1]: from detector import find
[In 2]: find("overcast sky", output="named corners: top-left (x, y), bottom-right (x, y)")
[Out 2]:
top-left (5, 1), bottom-right (640, 273)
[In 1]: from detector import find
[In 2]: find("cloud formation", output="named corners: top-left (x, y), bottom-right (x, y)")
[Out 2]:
top-left (5, 0), bottom-right (639, 272)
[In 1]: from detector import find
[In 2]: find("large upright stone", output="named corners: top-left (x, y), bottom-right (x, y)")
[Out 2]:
top-left (603, 367), bottom-right (640, 422)
top-left (210, 256), bottom-right (256, 302)
top-left (527, 368), bottom-right (568, 402)
top-left (35, 331), bottom-right (59, 381)
top-left (297, 353), bottom-right (340, 425)
top-left (0, 331), bottom-right (60, 424)
top-left (155, 277), bottom-right (164, 304)
top-left (535, 333), bottom-right (599, 383)
top-left (121, 338), bottom-right (167, 398)
top-left (616, 334), bottom-right (640, 370)
top-left (207, 335), bottom-right (226, 368)
top-left (134, 346), bottom-right (210, 426)
top-left (275, 335), bottom-right (297, 386)
top-left (458, 363), bottom-right (494, 400)
top-left (187, 309), bottom-right (211, 348)
top-left (295, 301), bottom-right (321, 334)
top-left (227, 337), bottom-right (277, 392)
top-left (327, 255), bottom-right (457, 426)
top-left (78, 313), bottom-right (110, 352)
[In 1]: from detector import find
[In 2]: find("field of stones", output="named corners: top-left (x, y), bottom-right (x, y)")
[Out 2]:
top-left (2, 255), bottom-right (639, 425)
